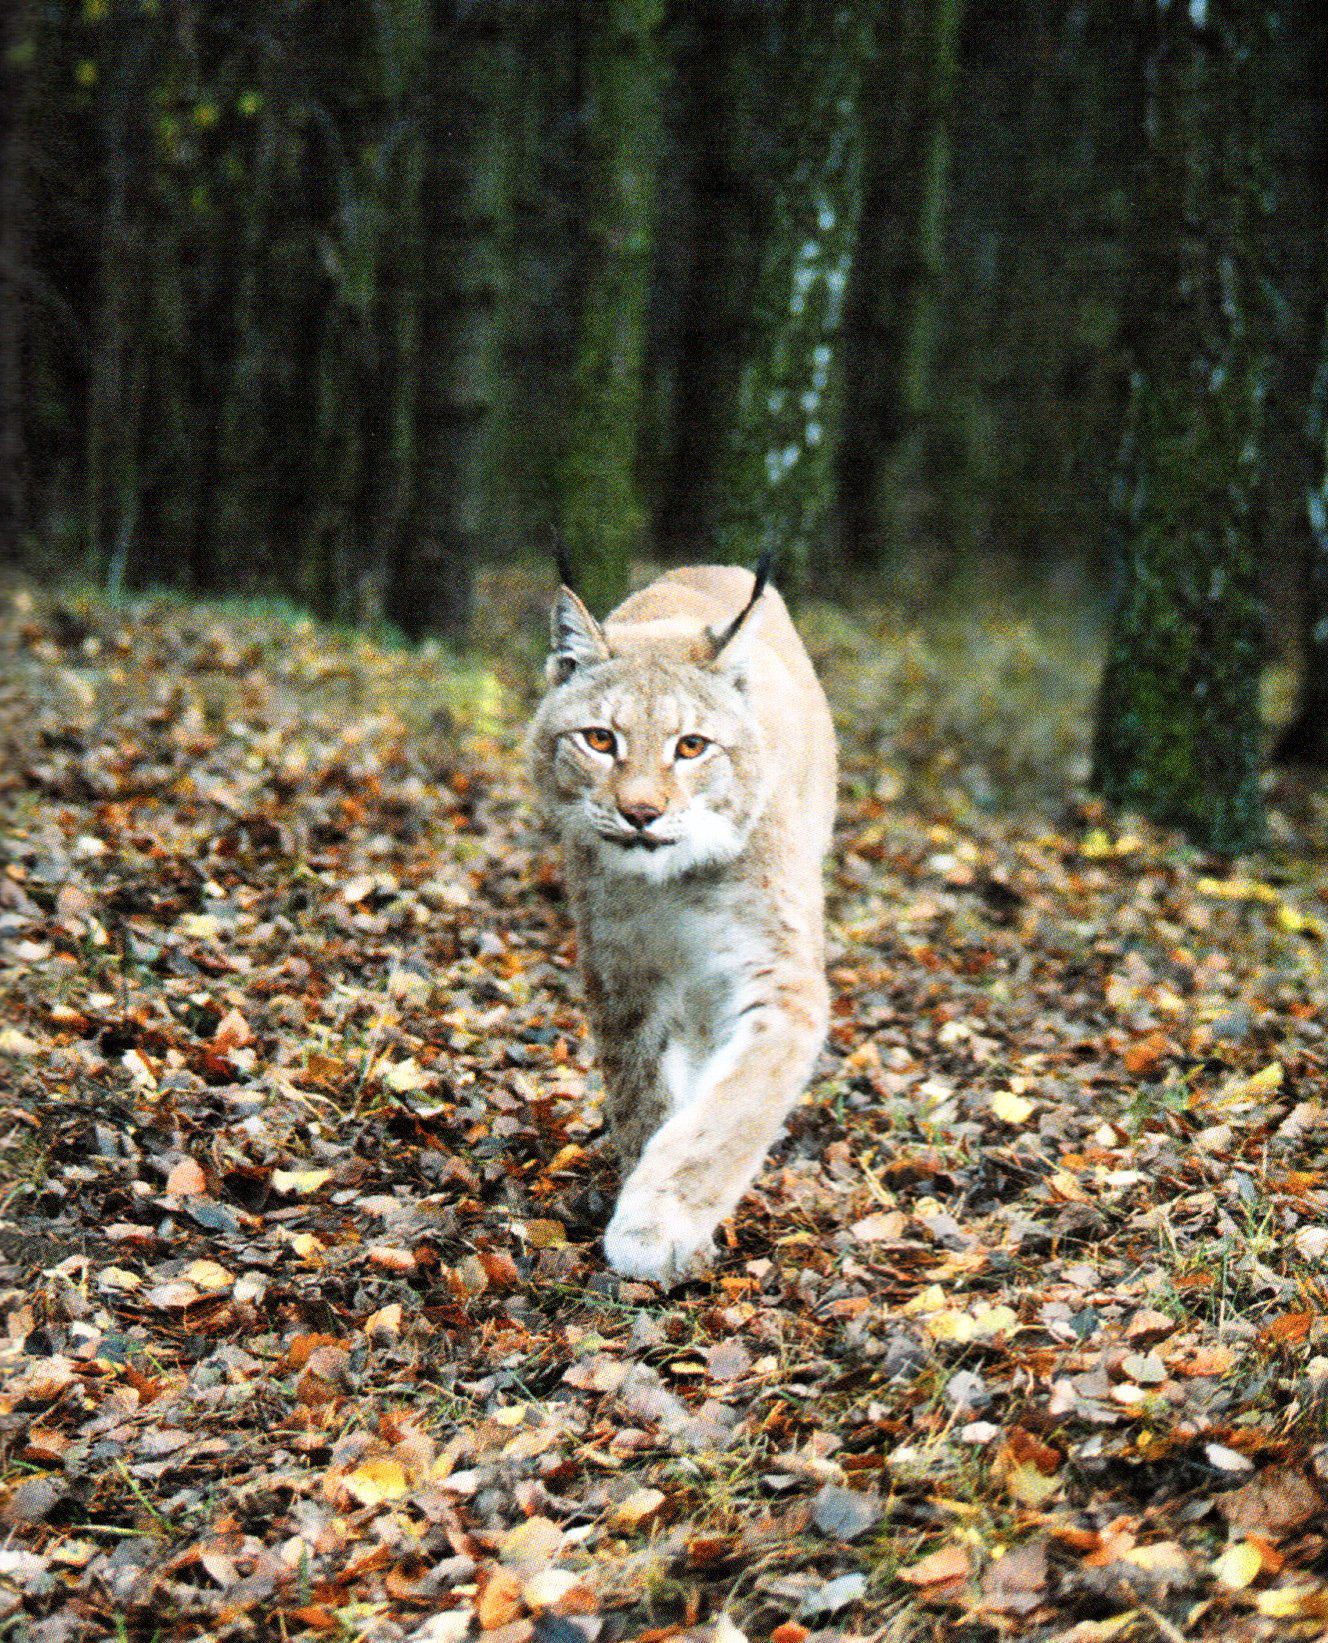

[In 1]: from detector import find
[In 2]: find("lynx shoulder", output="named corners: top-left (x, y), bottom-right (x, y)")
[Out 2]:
top-left (527, 565), bottom-right (836, 1282)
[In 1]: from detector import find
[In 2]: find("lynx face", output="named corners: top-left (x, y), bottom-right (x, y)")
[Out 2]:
top-left (529, 641), bottom-right (771, 881)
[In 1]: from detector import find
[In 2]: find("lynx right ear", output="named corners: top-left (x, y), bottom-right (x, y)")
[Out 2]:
top-left (549, 587), bottom-right (610, 685)
top-left (707, 545), bottom-right (775, 682)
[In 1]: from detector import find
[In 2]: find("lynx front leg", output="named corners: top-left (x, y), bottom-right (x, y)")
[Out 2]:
top-left (603, 996), bottom-right (825, 1284)
top-left (594, 1016), bottom-right (671, 1170)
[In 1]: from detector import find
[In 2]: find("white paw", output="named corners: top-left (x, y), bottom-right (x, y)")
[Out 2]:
top-left (604, 1196), bottom-right (714, 1285)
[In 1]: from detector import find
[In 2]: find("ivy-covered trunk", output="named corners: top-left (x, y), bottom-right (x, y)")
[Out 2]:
top-left (1276, 304), bottom-right (1328, 764)
top-left (1091, 0), bottom-right (1270, 855)
top-left (837, 0), bottom-right (964, 567)
top-left (709, 1), bottom-right (874, 590)
top-left (558, 0), bottom-right (664, 615)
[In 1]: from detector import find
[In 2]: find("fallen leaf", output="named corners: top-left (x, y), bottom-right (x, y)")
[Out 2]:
top-left (499, 1516), bottom-right (563, 1574)
top-left (342, 1457), bottom-right (410, 1507)
top-left (899, 1542), bottom-right (971, 1588)
top-left (811, 1483), bottom-right (881, 1541)
top-left (382, 1057), bottom-right (434, 1093)
top-left (212, 1007), bottom-right (251, 1051)
top-left (990, 1089), bottom-right (1035, 1125)
top-left (271, 1167), bottom-right (332, 1195)
top-left (165, 1157), bottom-right (207, 1196)
top-left (521, 1568), bottom-right (590, 1612)
top-left (981, 1536), bottom-right (1049, 1615)
top-left (1206, 1442), bottom-right (1255, 1474)
top-left (1213, 1539), bottom-right (1263, 1590)
top-left (182, 1259), bottom-right (232, 1292)
top-left (1218, 1468), bottom-right (1321, 1538)
top-left (611, 1487), bottom-right (666, 1530)
top-left (706, 1339), bottom-right (753, 1382)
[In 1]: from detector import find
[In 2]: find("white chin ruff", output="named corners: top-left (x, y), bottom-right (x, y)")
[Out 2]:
top-left (595, 811), bottom-right (744, 880)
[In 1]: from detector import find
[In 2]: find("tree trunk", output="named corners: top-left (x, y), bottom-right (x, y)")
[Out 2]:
top-left (837, 0), bottom-right (964, 567)
top-left (1091, 0), bottom-right (1270, 854)
top-left (0, 0), bottom-right (33, 565)
top-left (709, 0), bottom-right (875, 591)
top-left (1276, 303), bottom-right (1328, 764)
top-left (558, 0), bottom-right (665, 616)
top-left (384, 2), bottom-right (513, 640)
top-left (654, 3), bottom-right (769, 562)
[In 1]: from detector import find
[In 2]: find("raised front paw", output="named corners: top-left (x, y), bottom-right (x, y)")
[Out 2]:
top-left (603, 1194), bottom-right (715, 1286)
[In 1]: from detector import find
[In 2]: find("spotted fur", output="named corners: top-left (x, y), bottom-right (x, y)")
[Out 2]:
top-left (527, 566), bottom-right (837, 1283)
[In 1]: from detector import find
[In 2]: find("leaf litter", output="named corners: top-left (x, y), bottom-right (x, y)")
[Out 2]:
top-left (0, 581), bottom-right (1326, 1640)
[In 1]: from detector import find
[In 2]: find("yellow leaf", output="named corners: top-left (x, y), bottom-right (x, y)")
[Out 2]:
top-left (1005, 1460), bottom-right (1061, 1507)
top-left (925, 1309), bottom-right (975, 1343)
top-left (184, 1259), bottom-right (233, 1292)
top-left (971, 1304), bottom-right (1019, 1339)
top-left (1276, 903), bottom-right (1325, 937)
top-left (95, 1267), bottom-right (142, 1291)
top-left (272, 1168), bottom-right (332, 1195)
top-left (382, 1057), bottom-right (433, 1093)
top-left (179, 912), bottom-right (222, 940)
top-left (1213, 1540), bottom-right (1262, 1590)
top-left (1197, 876), bottom-right (1279, 903)
top-left (343, 1457), bottom-right (410, 1507)
top-left (1256, 1584), bottom-right (1328, 1619)
top-left (1080, 828), bottom-right (1114, 859)
top-left (902, 1283), bottom-right (948, 1316)
top-left (990, 1090), bottom-right (1035, 1125)
top-left (1248, 1061), bottom-right (1284, 1093)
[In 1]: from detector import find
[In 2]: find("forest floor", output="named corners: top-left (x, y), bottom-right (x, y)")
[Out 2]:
top-left (0, 571), bottom-right (1326, 1643)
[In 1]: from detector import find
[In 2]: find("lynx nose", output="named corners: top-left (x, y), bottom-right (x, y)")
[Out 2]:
top-left (618, 801), bottom-right (663, 831)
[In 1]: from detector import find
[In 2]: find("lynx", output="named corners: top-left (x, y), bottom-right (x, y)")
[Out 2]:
top-left (527, 562), bottom-right (837, 1283)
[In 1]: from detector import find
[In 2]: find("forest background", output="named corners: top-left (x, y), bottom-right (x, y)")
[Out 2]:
top-left (6, 6), bottom-right (1328, 1638)
top-left (1, 0), bottom-right (1327, 838)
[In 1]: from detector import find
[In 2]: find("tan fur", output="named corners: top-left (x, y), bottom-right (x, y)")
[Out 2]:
top-left (527, 566), bottom-right (836, 1283)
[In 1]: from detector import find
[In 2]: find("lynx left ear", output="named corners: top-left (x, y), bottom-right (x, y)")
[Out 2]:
top-left (549, 586), bottom-right (610, 684)
top-left (708, 545), bottom-right (775, 678)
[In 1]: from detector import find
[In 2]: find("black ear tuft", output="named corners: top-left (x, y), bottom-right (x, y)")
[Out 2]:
top-left (546, 524), bottom-right (576, 594)
top-left (710, 543), bottom-right (776, 660)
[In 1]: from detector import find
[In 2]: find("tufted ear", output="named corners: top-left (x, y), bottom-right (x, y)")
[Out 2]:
top-left (707, 546), bottom-right (774, 684)
top-left (548, 586), bottom-right (610, 684)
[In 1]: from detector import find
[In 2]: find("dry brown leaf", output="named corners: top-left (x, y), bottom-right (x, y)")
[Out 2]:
top-left (1218, 1468), bottom-right (1322, 1539)
top-left (981, 1536), bottom-right (1049, 1615)
top-left (899, 1542), bottom-right (971, 1589)
top-left (165, 1157), bottom-right (207, 1196)
top-left (475, 1566), bottom-right (524, 1630)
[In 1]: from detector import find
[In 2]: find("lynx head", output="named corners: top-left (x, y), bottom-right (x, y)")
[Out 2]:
top-left (527, 581), bottom-right (772, 881)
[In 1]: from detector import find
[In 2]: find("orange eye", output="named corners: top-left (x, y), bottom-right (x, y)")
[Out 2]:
top-left (582, 727), bottom-right (617, 755)
top-left (675, 734), bottom-right (709, 760)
